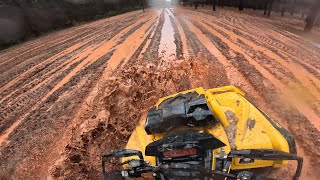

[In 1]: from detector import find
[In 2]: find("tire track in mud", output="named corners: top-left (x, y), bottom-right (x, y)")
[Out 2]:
top-left (0, 9), bottom-right (163, 179)
top-left (207, 19), bottom-right (320, 112)
top-left (0, 51), bottom-right (115, 179)
top-left (226, 22), bottom-right (320, 121)
top-left (105, 16), bottom-right (158, 70)
top-left (0, 42), bottom-right (94, 101)
top-left (183, 10), bottom-right (320, 130)
top-left (0, 15), bottom-right (155, 139)
top-left (0, 59), bottom-right (85, 134)
top-left (9, 16), bottom-right (146, 82)
top-left (234, 39), bottom-right (320, 115)
top-left (169, 14), bottom-right (183, 59)
top-left (0, 14), bottom-right (146, 90)
top-left (141, 9), bottom-right (165, 64)
top-left (0, 10), bottom-right (157, 144)
top-left (0, 28), bottom-right (94, 73)
top-left (194, 8), bottom-right (320, 73)
top-left (177, 16), bottom-right (216, 61)
top-left (234, 38), bottom-right (296, 85)
top-left (127, 23), bottom-right (158, 65)
top-left (265, 24), bottom-right (320, 56)
top-left (137, 19), bottom-right (160, 60)
top-left (170, 9), bottom-right (189, 59)
top-left (195, 11), bottom-right (320, 95)
top-left (180, 7), bottom-right (320, 178)
top-left (179, 15), bottom-right (264, 99)
top-left (178, 10), bottom-right (290, 120)
top-left (247, 23), bottom-right (320, 74)
top-left (0, 10), bottom-right (144, 66)
top-left (167, 16), bottom-right (225, 88)
top-left (176, 14), bottom-right (288, 152)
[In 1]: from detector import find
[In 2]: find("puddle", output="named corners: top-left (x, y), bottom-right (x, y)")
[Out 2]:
top-left (312, 42), bottom-right (320, 48)
top-left (158, 8), bottom-right (177, 61)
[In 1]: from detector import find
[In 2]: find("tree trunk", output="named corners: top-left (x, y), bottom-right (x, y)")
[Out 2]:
top-left (264, 0), bottom-right (268, 15)
top-left (267, 0), bottom-right (274, 17)
top-left (239, 0), bottom-right (244, 11)
top-left (280, 0), bottom-right (286, 17)
top-left (95, 0), bottom-right (104, 14)
top-left (275, 0), bottom-right (280, 12)
top-left (304, 4), bottom-right (320, 32)
top-left (213, 0), bottom-right (216, 11)
top-left (142, 0), bottom-right (144, 12)
top-left (281, 7), bottom-right (285, 16)
top-left (290, 0), bottom-right (295, 15)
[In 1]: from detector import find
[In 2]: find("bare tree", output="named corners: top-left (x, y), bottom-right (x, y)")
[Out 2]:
top-left (212, 0), bottom-right (216, 11)
top-left (264, 0), bottom-right (268, 15)
top-left (290, 0), bottom-right (296, 15)
top-left (239, 0), bottom-right (244, 11)
top-left (268, 0), bottom-right (274, 16)
top-left (280, 0), bottom-right (287, 16)
top-left (304, 1), bottom-right (320, 32)
top-left (142, 0), bottom-right (144, 12)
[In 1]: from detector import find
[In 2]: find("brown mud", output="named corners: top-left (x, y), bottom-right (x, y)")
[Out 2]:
top-left (0, 6), bottom-right (319, 180)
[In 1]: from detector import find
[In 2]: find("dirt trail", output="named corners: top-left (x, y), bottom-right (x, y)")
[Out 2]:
top-left (182, 9), bottom-right (320, 131)
top-left (0, 6), bottom-right (319, 180)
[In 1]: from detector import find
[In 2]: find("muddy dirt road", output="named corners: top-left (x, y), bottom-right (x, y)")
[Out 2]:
top-left (0, 6), bottom-right (319, 180)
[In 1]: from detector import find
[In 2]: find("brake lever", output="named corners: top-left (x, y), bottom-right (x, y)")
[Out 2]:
top-left (102, 149), bottom-right (144, 179)
top-left (103, 149), bottom-right (144, 160)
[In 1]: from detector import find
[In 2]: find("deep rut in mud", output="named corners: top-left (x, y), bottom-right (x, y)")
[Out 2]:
top-left (0, 6), bottom-right (319, 180)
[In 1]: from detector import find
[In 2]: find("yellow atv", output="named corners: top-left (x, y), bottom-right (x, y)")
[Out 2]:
top-left (102, 86), bottom-right (302, 180)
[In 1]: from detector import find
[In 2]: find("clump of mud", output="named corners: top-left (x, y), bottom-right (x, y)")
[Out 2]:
top-left (49, 58), bottom-right (229, 179)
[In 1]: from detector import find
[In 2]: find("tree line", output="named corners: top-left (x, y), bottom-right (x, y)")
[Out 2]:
top-left (0, 0), bottom-right (146, 47)
top-left (182, 0), bottom-right (320, 32)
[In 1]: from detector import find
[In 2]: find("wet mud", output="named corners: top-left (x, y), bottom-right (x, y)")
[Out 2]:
top-left (0, 6), bottom-right (319, 180)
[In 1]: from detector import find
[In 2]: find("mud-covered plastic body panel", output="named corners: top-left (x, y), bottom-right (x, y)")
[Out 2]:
top-left (145, 93), bottom-right (216, 134)
top-left (124, 86), bottom-right (297, 170)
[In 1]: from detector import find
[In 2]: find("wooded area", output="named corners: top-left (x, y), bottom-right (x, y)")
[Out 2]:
top-left (0, 0), bottom-right (145, 47)
top-left (184, 0), bottom-right (319, 32)
top-left (0, 0), bottom-right (319, 47)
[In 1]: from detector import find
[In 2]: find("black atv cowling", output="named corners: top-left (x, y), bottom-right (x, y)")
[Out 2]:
top-left (145, 93), bottom-right (216, 134)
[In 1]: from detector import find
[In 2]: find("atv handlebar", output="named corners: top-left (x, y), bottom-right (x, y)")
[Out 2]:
top-left (102, 149), bottom-right (303, 180)
top-left (229, 149), bottom-right (303, 180)
top-left (101, 149), bottom-right (144, 177)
